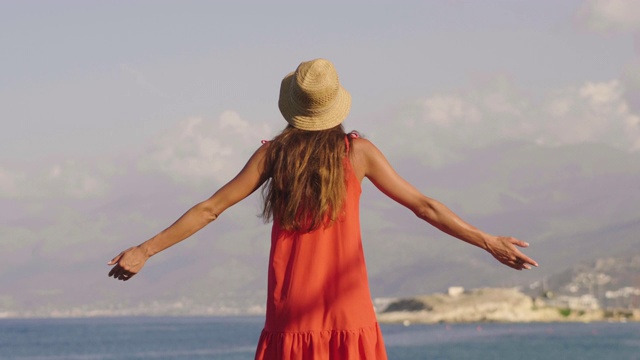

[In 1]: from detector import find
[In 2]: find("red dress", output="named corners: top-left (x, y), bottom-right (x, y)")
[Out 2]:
top-left (254, 137), bottom-right (388, 359)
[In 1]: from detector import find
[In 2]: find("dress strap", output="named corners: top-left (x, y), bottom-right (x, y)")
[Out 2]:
top-left (344, 131), bottom-right (359, 153)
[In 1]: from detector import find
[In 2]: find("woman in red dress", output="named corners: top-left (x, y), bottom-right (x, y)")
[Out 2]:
top-left (108, 58), bottom-right (537, 359)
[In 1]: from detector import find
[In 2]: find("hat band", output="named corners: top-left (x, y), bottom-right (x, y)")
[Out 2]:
top-left (289, 92), bottom-right (340, 117)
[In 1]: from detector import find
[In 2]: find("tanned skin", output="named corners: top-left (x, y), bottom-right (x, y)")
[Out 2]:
top-left (108, 138), bottom-right (537, 281)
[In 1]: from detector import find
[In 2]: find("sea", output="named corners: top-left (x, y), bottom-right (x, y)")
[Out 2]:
top-left (1, 316), bottom-right (638, 360)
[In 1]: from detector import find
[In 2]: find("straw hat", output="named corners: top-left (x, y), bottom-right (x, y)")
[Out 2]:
top-left (278, 58), bottom-right (351, 131)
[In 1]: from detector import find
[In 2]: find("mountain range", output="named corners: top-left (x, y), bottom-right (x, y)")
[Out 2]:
top-left (1, 140), bottom-right (638, 317)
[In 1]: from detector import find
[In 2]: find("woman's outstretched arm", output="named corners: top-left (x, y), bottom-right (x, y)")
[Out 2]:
top-left (107, 144), bottom-right (269, 281)
top-left (352, 138), bottom-right (538, 271)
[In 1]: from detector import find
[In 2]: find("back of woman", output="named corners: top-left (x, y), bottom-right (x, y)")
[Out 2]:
top-left (257, 124), bottom-right (386, 359)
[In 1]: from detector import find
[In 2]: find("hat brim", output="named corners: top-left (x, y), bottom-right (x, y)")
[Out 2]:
top-left (278, 72), bottom-right (352, 131)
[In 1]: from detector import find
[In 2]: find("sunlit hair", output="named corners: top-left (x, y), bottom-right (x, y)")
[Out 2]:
top-left (261, 124), bottom-right (352, 232)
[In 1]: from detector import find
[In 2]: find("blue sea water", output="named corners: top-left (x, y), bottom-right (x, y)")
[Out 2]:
top-left (0, 316), bottom-right (638, 360)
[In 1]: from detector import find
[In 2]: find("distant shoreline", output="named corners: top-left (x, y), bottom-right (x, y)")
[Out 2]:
top-left (2, 287), bottom-right (639, 322)
top-left (376, 287), bottom-right (640, 324)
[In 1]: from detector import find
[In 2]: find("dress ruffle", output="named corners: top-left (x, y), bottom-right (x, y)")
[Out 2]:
top-left (254, 323), bottom-right (387, 360)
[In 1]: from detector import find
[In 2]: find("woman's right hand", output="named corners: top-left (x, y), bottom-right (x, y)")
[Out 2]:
top-left (107, 245), bottom-right (150, 281)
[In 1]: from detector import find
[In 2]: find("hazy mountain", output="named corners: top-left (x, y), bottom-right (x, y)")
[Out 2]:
top-left (1, 141), bottom-right (639, 316)
top-left (526, 253), bottom-right (640, 309)
top-left (364, 141), bottom-right (640, 296)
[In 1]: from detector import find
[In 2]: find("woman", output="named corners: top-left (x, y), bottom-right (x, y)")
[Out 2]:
top-left (108, 58), bottom-right (537, 359)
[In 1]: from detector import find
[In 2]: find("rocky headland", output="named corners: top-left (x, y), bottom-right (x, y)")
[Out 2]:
top-left (376, 287), bottom-right (640, 324)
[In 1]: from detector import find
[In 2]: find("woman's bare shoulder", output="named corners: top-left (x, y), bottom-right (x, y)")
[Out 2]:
top-left (351, 137), bottom-right (384, 160)
top-left (351, 136), bottom-right (375, 151)
top-left (349, 137), bottom-right (381, 180)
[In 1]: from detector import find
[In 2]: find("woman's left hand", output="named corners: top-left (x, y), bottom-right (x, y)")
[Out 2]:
top-left (485, 236), bottom-right (538, 270)
top-left (107, 246), bottom-right (149, 281)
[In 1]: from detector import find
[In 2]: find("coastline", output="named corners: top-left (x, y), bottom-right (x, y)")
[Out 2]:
top-left (2, 287), bottom-right (638, 322)
top-left (375, 287), bottom-right (640, 324)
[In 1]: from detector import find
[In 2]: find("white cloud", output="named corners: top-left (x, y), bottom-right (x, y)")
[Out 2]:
top-left (421, 96), bottom-right (482, 127)
top-left (0, 162), bottom-right (109, 199)
top-left (579, 0), bottom-right (640, 31)
top-left (373, 78), bottom-right (640, 165)
top-left (371, 80), bottom-right (529, 166)
top-left (1, 111), bottom-right (272, 199)
top-left (139, 111), bottom-right (272, 186)
top-left (46, 161), bottom-right (109, 198)
top-left (540, 80), bottom-right (640, 150)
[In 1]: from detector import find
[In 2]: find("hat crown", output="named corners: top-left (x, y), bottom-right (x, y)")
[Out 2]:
top-left (291, 59), bottom-right (340, 114)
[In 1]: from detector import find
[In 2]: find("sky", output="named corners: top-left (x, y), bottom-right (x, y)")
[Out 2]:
top-left (1, 1), bottom-right (638, 165)
top-left (1, 0), bottom-right (640, 312)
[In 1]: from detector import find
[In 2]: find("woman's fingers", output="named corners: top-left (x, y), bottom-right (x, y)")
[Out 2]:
top-left (108, 265), bottom-right (120, 278)
top-left (108, 264), bottom-right (135, 281)
top-left (108, 264), bottom-right (126, 278)
top-left (117, 271), bottom-right (134, 281)
top-left (512, 249), bottom-right (538, 267)
top-left (519, 254), bottom-right (538, 268)
top-left (509, 238), bottom-right (529, 248)
top-left (510, 252), bottom-right (538, 270)
top-left (107, 252), bottom-right (124, 266)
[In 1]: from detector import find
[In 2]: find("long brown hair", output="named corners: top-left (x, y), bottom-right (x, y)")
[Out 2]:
top-left (261, 124), bottom-right (351, 232)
